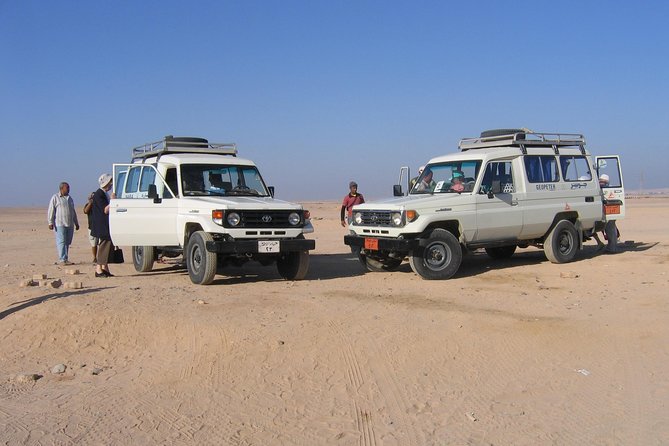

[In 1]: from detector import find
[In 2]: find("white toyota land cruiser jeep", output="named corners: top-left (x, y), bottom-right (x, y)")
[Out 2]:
top-left (109, 136), bottom-right (315, 285)
top-left (344, 129), bottom-right (625, 279)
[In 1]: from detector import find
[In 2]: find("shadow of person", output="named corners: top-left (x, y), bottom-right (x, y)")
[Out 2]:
top-left (1, 287), bottom-right (109, 321)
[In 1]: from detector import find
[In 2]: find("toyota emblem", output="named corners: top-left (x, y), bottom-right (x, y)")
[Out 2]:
top-left (262, 215), bottom-right (272, 223)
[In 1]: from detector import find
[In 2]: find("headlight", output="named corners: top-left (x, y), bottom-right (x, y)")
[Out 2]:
top-left (227, 211), bottom-right (241, 226)
top-left (288, 212), bottom-right (301, 225)
top-left (353, 212), bottom-right (362, 225)
top-left (391, 212), bottom-right (403, 226)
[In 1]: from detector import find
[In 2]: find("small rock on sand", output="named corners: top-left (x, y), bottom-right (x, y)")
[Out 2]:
top-left (51, 364), bottom-right (66, 374)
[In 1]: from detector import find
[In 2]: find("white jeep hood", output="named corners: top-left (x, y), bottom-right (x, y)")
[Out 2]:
top-left (182, 196), bottom-right (302, 210)
top-left (353, 193), bottom-right (468, 211)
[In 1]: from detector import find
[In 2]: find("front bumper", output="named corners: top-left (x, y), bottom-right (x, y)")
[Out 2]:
top-left (206, 238), bottom-right (315, 254)
top-left (344, 235), bottom-right (417, 252)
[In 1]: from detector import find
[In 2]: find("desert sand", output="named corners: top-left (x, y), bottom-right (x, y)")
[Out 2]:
top-left (1, 198), bottom-right (668, 445)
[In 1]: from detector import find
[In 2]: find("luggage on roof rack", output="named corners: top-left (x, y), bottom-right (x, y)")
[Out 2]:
top-left (131, 135), bottom-right (238, 162)
top-left (459, 130), bottom-right (586, 154)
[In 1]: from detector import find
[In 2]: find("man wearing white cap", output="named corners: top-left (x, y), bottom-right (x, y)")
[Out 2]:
top-left (91, 173), bottom-right (115, 277)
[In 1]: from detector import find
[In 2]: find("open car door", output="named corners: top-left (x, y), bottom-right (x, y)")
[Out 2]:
top-left (110, 164), bottom-right (179, 246)
top-left (596, 156), bottom-right (625, 221)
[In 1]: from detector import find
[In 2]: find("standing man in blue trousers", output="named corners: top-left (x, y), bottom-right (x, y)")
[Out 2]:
top-left (47, 182), bottom-right (80, 264)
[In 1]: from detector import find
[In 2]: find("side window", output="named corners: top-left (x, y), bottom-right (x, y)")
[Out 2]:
top-left (524, 156), bottom-right (559, 182)
top-left (164, 168), bottom-right (178, 198)
top-left (597, 157), bottom-right (622, 188)
top-left (139, 167), bottom-right (156, 193)
top-left (125, 166), bottom-right (142, 194)
top-left (480, 161), bottom-right (514, 194)
top-left (113, 166), bottom-right (128, 198)
top-left (114, 165), bottom-right (171, 199)
top-left (560, 156), bottom-right (592, 181)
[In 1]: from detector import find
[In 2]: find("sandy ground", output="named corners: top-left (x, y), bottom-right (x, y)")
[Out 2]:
top-left (0, 198), bottom-right (668, 445)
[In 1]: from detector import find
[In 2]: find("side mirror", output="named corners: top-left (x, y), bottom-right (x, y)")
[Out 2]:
top-left (393, 184), bottom-right (403, 197)
top-left (268, 186), bottom-right (275, 198)
top-left (148, 184), bottom-right (162, 204)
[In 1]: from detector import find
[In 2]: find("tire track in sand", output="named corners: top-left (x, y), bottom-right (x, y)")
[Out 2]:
top-left (327, 319), bottom-right (381, 446)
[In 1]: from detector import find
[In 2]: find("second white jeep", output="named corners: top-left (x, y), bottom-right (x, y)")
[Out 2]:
top-left (344, 129), bottom-right (625, 279)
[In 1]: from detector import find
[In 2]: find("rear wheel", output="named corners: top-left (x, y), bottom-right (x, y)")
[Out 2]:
top-left (277, 251), bottom-right (309, 280)
top-left (544, 220), bottom-right (579, 263)
top-left (186, 231), bottom-right (217, 285)
top-left (132, 246), bottom-right (155, 272)
top-left (410, 229), bottom-right (462, 280)
top-left (485, 245), bottom-right (517, 259)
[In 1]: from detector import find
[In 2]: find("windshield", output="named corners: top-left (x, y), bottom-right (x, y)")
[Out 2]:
top-left (410, 160), bottom-right (481, 194)
top-left (180, 164), bottom-right (270, 197)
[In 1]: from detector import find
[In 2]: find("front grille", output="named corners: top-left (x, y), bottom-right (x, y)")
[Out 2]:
top-left (359, 211), bottom-right (392, 226)
top-left (229, 210), bottom-right (302, 228)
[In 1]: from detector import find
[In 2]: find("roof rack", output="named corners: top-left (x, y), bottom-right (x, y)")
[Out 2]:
top-left (131, 136), bottom-right (238, 162)
top-left (459, 131), bottom-right (586, 154)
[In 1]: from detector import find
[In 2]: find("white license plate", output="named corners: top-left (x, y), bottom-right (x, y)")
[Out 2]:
top-left (258, 240), bottom-right (280, 253)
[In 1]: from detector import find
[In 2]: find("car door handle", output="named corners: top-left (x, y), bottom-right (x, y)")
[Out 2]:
top-left (116, 208), bottom-right (127, 213)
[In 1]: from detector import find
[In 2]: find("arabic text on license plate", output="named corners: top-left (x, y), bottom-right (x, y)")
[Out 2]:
top-left (258, 240), bottom-right (280, 253)
top-left (364, 238), bottom-right (379, 250)
top-left (604, 204), bottom-right (620, 215)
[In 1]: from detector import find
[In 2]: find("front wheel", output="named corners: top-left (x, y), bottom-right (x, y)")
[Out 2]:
top-left (410, 229), bottom-right (462, 280)
top-left (277, 251), bottom-right (309, 280)
top-left (132, 246), bottom-right (155, 272)
top-left (186, 231), bottom-right (217, 285)
top-left (544, 220), bottom-right (579, 263)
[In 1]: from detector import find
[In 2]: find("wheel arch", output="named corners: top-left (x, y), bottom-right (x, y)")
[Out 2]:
top-left (544, 212), bottom-right (583, 249)
top-left (423, 220), bottom-right (461, 240)
top-left (183, 223), bottom-right (204, 247)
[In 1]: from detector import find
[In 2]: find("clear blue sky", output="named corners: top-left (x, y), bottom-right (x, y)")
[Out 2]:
top-left (2, 0), bottom-right (668, 207)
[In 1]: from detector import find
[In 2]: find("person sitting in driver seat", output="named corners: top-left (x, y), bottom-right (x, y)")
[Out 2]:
top-left (208, 172), bottom-right (227, 193)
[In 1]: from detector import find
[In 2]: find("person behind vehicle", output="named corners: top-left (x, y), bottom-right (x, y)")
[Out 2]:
top-left (414, 168), bottom-right (436, 192)
top-left (47, 182), bottom-right (80, 265)
top-left (83, 191), bottom-right (99, 264)
top-left (91, 174), bottom-right (115, 277)
top-left (341, 181), bottom-right (365, 227)
top-left (449, 171), bottom-right (465, 193)
top-left (598, 173), bottom-right (620, 253)
top-left (409, 166), bottom-right (425, 190)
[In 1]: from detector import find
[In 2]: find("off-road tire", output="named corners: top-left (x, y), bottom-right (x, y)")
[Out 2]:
top-left (277, 251), bottom-right (309, 280)
top-left (186, 231), bottom-right (217, 285)
top-left (485, 245), bottom-right (517, 259)
top-left (410, 229), bottom-right (462, 280)
top-left (132, 246), bottom-right (155, 272)
top-left (544, 220), bottom-right (579, 263)
top-left (358, 253), bottom-right (402, 272)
